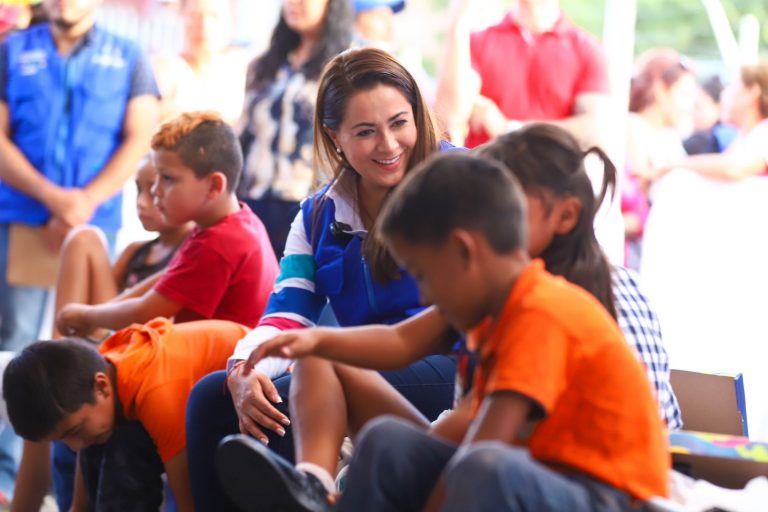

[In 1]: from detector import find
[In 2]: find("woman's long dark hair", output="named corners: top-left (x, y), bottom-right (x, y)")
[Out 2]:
top-left (312, 47), bottom-right (440, 282)
top-left (246, 0), bottom-right (353, 93)
top-left (476, 124), bottom-right (618, 319)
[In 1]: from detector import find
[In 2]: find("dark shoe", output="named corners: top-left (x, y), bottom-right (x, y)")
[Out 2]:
top-left (217, 434), bottom-right (331, 512)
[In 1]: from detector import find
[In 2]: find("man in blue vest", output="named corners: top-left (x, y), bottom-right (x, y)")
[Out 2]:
top-left (0, 0), bottom-right (159, 504)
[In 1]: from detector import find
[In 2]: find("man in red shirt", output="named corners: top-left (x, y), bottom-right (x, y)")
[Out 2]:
top-left (436, 0), bottom-right (610, 148)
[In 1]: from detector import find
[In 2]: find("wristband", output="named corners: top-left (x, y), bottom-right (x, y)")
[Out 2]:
top-left (224, 360), bottom-right (246, 393)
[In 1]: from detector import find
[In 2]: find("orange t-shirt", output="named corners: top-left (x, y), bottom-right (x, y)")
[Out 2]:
top-left (99, 317), bottom-right (248, 462)
top-left (468, 260), bottom-right (669, 500)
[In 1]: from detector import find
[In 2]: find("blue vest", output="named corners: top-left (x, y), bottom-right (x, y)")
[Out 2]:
top-left (302, 192), bottom-right (424, 327)
top-left (0, 24), bottom-right (139, 229)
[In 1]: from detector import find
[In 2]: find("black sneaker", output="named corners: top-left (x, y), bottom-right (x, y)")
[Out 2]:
top-left (216, 434), bottom-right (332, 512)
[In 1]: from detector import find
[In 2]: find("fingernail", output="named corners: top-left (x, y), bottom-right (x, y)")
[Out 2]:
top-left (274, 395), bottom-right (283, 403)
top-left (260, 437), bottom-right (269, 445)
top-left (282, 418), bottom-right (291, 426)
top-left (277, 428), bottom-right (285, 437)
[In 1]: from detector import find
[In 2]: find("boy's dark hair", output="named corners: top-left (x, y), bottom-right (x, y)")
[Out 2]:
top-left (377, 152), bottom-right (527, 253)
top-left (151, 111), bottom-right (243, 192)
top-left (3, 339), bottom-right (107, 441)
top-left (475, 124), bottom-right (617, 319)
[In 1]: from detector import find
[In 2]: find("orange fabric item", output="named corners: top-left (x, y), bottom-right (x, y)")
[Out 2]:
top-left (468, 260), bottom-right (669, 500)
top-left (99, 317), bottom-right (248, 462)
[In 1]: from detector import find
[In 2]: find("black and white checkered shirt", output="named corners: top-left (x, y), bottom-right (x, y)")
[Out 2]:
top-left (612, 266), bottom-right (683, 430)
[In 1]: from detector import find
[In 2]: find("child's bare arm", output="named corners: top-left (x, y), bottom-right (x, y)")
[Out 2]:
top-left (108, 270), bottom-right (165, 303)
top-left (10, 440), bottom-right (50, 512)
top-left (246, 306), bottom-right (455, 372)
top-left (70, 455), bottom-right (88, 512)
top-left (57, 290), bottom-right (181, 336)
top-left (464, 391), bottom-right (532, 445)
top-left (165, 451), bottom-right (195, 512)
top-left (425, 392), bottom-right (533, 512)
top-left (429, 391), bottom-right (475, 444)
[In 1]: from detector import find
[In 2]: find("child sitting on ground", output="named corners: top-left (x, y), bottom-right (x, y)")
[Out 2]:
top-left (3, 318), bottom-right (249, 512)
top-left (219, 153), bottom-right (670, 511)
top-left (475, 123), bottom-right (681, 429)
top-left (52, 157), bottom-right (192, 339)
top-left (11, 158), bottom-right (194, 511)
top-left (56, 111), bottom-right (279, 336)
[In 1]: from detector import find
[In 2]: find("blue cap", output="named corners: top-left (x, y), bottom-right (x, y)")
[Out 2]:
top-left (354, 0), bottom-right (406, 14)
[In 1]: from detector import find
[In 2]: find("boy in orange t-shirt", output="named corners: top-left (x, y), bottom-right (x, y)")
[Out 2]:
top-left (220, 153), bottom-right (670, 511)
top-left (2, 317), bottom-right (247, 512)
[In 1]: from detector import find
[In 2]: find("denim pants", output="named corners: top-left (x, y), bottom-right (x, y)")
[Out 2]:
top-left (338, 416), bottom-right (639, 512)
top-left (0, 223), bottom-right (49, 353)
top-left (79, 422), bottom-right (165, 512)
top-left (185, 355), bottom-right (456, 512)
top-left (0, 222), bottom-right (117, 352)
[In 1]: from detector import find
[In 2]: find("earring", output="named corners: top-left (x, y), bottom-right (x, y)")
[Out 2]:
top-left (335, 147), bottom-right (342, 154)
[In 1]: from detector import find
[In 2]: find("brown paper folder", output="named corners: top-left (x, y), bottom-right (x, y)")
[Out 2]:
top-left (6, 224), bottom-right (59, 288)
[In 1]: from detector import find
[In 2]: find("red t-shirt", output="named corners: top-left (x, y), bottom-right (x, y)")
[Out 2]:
top-left (154, 203), bottom-right (279, 328)
top-left (467, 12), bottom-right (609, 147)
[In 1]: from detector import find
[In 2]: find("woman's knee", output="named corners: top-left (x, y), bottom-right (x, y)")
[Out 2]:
top-left (186, 371), bottom-right (228, 422)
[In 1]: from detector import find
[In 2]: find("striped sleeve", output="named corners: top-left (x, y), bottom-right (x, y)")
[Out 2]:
top-left (228, 210), bottom-right (327, 377)
top-left (260, 210), bottom-right (327, 326)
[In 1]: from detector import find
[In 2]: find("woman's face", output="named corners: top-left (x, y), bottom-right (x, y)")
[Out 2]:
top-left (283, 0), bottom-right (329, 37)
top-left (326, 84), bottom-right (418, 199)
top-left (183, 0), bottom-right (234, 55)
top-left (659, 72), bottom-right (698, 132)
top-left (721, 78), bottom-right (761, 128)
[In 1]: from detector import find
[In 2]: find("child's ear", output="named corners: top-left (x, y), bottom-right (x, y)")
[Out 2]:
top-left (93, 372), bottom-right (112, 400)
top-left (553, 197), bottom-right (582, 235)
top-left (450, 229), bottom-right (477, 267)
top-left (208, 172), bottom-right (228, 197)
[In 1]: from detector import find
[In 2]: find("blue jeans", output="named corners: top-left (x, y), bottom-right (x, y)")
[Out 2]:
top-left (0, 223), bottom-right (49, 353)
top-left (0, 223), bottom-right (118, 352)
top-left (186, 355), bottom-right (456, 512)
top-left (338, 416), bottom-right (638, 512)
top-left (186, 371), bottom-right (294, 512)
top-left (79, 422), bottom-right (165, 512)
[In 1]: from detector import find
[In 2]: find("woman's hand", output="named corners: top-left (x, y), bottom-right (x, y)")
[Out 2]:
top-left (227, 365), bottom-right (290, 445)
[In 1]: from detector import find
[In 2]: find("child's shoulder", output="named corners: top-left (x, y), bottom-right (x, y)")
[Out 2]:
top-left (515, 265), bottom-right (618, 337)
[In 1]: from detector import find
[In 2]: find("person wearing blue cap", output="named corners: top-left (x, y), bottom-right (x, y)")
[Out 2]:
top-left (353, 0), bottom-right (405, 48)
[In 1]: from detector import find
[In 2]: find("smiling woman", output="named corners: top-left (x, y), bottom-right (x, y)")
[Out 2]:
top-left (185, 47), bottom-right (460, 512)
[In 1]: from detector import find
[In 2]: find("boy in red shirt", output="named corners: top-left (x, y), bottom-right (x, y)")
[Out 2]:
top-left (218, 153), bottom-right (669, 511)
top-left (3, 318), bottom-right (248, 512)
top-left (57, 111), bottom-right (279, 334)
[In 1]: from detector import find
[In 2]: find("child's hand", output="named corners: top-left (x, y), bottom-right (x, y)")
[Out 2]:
top-left (243, 329), bottom-right (322, 371)
top-left (57, 304), bottom-right (92, 337)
